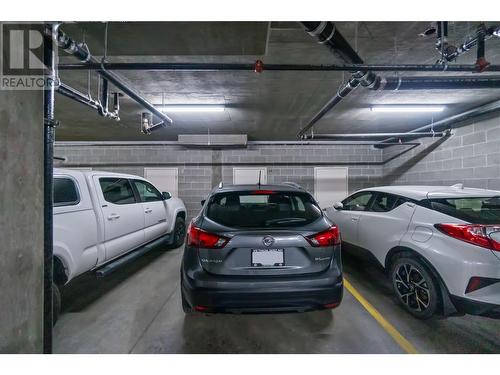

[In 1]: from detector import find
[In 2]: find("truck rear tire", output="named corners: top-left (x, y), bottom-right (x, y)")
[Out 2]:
top-left (171, 216), bottom-right (186, 248)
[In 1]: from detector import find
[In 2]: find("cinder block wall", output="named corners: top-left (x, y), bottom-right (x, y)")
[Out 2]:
top-left (383, 115), bottom-right (500, 190)
top-left (54, 144), bottom-right (384, 218)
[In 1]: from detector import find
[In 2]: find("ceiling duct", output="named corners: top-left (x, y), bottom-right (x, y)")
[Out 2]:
top-left (178, 134), bottom-right (248, 147)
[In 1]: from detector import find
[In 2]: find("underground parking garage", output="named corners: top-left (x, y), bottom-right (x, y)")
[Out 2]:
top-left (2, 11), bottom-right (500, 360)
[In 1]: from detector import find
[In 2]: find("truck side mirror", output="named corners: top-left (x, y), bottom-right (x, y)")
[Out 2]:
top-left (201, 199), bottom-right (206, 206)
top-left (162, 191), bottom-right (172, 200)
top-left (333, 202), bottom-right (344, 210)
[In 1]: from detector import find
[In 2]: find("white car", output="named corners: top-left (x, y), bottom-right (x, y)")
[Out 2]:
top-left (52, 169), bottom-right (187, 320)
top-left (326, 185), bottom-right (500, 319)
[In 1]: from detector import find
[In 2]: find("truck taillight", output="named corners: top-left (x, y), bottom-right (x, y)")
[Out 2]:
top-left (187, 223), bottom-right (229, 249)
top-left (306, 226), bottom-right (341, 247)
top-left (435, 223), bottom-right (500, 252)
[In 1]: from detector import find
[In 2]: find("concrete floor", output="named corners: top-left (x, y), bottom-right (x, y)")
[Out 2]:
top-left (53, 247), bottom-right (500, 354)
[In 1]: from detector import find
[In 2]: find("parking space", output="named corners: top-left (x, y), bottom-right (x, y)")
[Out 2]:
top-left (53, 247), bottom-right (500, 354)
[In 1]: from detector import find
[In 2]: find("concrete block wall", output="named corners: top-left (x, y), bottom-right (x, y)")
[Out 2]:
top-left (55, 143), bottom-right (384, 218)
top-left (383, 115), bottom-right (500, 190)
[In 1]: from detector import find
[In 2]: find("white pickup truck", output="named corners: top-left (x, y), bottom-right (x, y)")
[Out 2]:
top-left (52, 169), bottom-right (187, 320)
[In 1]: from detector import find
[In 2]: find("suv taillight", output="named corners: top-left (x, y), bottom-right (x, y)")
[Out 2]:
top-left (306, 226), bottom-right (341, 247)
top-left (187, 223), bottom-right (229, 249)
top-left (435, 223), bottom-right (500, 252)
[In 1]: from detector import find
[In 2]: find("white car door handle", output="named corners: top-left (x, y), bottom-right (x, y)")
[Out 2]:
top-left (107, 214), bottom-right (120, 220)
top-left (144, 208), bottom-right (153, 213)
top-left (351, 217), bottom-right (359, 222)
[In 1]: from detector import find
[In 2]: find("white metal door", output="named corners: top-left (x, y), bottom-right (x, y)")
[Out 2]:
top-left (144, 168), bottom-right (178, 197)
top-left (233, 167), bottom-right (267, 185)
top-left (314, 167), bottom-right (348, 209)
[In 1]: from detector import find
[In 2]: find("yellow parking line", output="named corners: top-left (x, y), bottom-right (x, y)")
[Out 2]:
top-left (344, 277), bottom-right (419, 354)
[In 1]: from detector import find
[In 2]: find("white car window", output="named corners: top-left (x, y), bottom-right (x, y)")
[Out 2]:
top-left (342, 192), bottom-right (373, 211)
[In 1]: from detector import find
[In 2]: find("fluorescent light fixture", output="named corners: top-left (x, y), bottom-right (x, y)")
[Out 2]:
top-left (371, 105), bottom-right (445, 113)
top-left (157, 104), bottom-right (225, 113)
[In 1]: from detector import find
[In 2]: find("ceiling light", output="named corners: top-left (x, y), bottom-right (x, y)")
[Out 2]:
top-left (157, 104), bottom-right (225, 113)
top-left (371, 105), bottom-right (445, 113)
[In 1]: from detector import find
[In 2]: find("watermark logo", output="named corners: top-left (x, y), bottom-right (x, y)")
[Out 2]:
top-left (1, 22), bottom-right (58, 90)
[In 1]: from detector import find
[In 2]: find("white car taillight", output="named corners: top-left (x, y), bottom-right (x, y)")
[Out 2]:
top-left (435, 223), bottom-right (500, 252)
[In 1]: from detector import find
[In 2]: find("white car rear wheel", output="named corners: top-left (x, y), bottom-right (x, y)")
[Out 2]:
top-left (390, 255), bottom-right (440, 319)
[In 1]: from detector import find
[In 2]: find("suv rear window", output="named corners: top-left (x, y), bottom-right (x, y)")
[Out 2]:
top-left (206, 190), bottom-right (322, 228)
top-left (427, 197), bottom-right (500, 224)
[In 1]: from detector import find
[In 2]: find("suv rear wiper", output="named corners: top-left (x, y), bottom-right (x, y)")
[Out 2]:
top-left (265, 218), bottom-right (307, 226)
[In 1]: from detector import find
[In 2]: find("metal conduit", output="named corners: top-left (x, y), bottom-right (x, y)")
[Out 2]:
top-left (303, 132), bottom-right (448, 140)
top-left (377, 99), bottom-right (500, 146)
top-left (57, 62), bottom-right (500, 72)
top-left (378, 75), bottom-right (500, 90)
top-left (57, 82), bottom-right (100, 110)
top-left (296, 73), bottom-right (363, 139)
top-left (56, 82), bottom-right (120, 120)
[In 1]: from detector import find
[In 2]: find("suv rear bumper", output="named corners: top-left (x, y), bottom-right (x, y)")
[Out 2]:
top-left (450, 295), bottom-right (500, 318)
top-left (181, 265), bottom-right (343, 313)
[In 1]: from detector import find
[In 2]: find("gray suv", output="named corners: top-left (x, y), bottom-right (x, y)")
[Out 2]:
top-left (180, 183), bottom-right (343, 313)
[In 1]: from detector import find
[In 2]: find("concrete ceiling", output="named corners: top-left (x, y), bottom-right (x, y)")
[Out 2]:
top-left (55, 21), bottom-right (500, 141)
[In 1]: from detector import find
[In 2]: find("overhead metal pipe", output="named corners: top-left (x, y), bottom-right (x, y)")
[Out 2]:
top-left (377, 75), bottom-right (500, 90)
top-left (441, 24), bottom-right (500, 62)
top-left (52, 27), bottom-right (172, 126)
top-left (304, 131), bottom-right (448, 140)
top-left (476, 24), bottom-right (490, 72)
top-left (56, 140), bottom-right (419, 146)
top-left (297, 73), bottom-right (362, 139)
top-left (297, 22), bottom-right (382, 139)
top-left (57, 82), bottom-right (100, 110)
top-left (56, 82), bottom-right (120, 120)
top-left (377, 98), bottom-right (500, 146)
top-left (99, 77), bottom-right (109, 116)
top-left (301, 22), bottom-right (364, 64)
top-left (57, 62), bottom-right (500, 72)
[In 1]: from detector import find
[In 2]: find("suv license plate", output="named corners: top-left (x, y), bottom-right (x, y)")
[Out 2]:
top-left (251, 249), bottom-right (284, 267)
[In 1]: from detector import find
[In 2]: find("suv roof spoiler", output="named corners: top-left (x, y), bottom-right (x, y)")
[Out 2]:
top-left (281, 181), bottom-right (303, 190)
